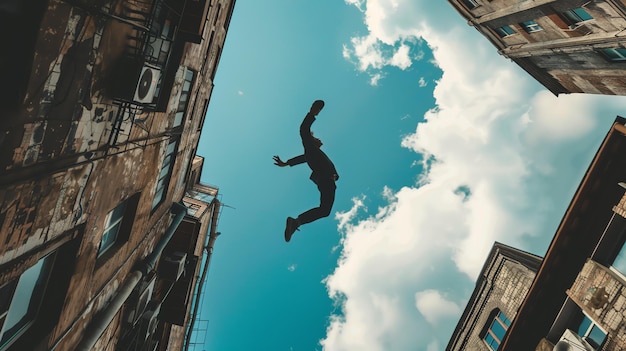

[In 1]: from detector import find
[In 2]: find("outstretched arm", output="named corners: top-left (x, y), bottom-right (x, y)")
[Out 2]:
top-left (273, 155), bottom-right (306, 167)
top-left (300, 100), bottom-right (324, 143)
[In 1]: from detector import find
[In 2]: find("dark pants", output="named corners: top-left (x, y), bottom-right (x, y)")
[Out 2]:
top-left (297, 179), bottom-right (336, 225)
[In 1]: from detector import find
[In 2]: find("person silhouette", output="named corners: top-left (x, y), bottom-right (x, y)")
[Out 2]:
top-left (273, 100), bottom-right (339, 242)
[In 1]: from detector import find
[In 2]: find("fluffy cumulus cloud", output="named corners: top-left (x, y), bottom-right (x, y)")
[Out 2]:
top-left (342, 0), bottom-right (430, 84)
top-left (414, 290), bottom-right (461, 326)
top-left (322, 1), bottom-right (626, 351)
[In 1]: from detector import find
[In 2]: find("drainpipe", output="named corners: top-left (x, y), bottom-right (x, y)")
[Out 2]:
top-left (75, 202), bottom-right (187, 351)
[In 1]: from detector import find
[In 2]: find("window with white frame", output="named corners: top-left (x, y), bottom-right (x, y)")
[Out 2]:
top-left (173, 68), bottom-right (195, 127)
top-left (98, 201), bottom-right (128, 257)
top-left (483, 309), bottom-right (511, 350)
top-left (0, 253), bottom-right (55, 350)
top-left (577, 314), bottom-right (607, 349)
top-left (563, 8), bottom-right (593, 25)
top-left (495, 25), bottom-right (516, 38)
top-left (521, 20), bottom-right (543, 33)
top-left (152, 139), bottom-right (178, 210)
top-left (612, 241), bottom-right (626, 275)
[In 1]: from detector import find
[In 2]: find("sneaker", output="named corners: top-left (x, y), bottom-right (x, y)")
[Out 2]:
top-left (285, 217), bottom-right (299, 242)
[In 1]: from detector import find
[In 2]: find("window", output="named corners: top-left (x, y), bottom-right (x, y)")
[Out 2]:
top-left (563, 8), bottom-right (593, 25)
top-left (173, 68), bottom-right (195, 127)
top-left (98, 194), bottom-right (140, 258)
top-left (521, 20), bottom-right (543, 33)
top-left (98, 201), bottom-right (128, 256)
top-left (577, 314), bottom-right (607, 349)
top-left (495, 25), bottom-right (516, 38)
top-left (462, 0), bottom-right (479, 9)
top-left (0, 253), bottom-right (55, 350)
top-left (601, 48), bottom-right (626, 62)
top-left (152, 140), bottom-right (178, 210)
top-left (483, 309), bottom-right (511, 350)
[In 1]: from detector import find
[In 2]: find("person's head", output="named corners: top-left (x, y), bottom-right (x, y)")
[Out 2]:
top-left (310, 100), bottom-right (325, 115)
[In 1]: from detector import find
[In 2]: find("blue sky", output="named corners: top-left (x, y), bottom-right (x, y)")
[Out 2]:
top-left (195, 1), bottom-right (626, 351)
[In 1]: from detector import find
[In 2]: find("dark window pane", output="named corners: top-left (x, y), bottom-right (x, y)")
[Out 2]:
top-left (587, 325), bottom-right (606, 347)
top-left (578, 315), bottom-right (592, 337)
top-left (491, 318), bottom-right (506, 340)
top-left (0, 253), bottom-right (54, 347)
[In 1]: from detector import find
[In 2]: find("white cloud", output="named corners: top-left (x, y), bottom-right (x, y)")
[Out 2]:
top-left (288, 264), bottom-right (297, 272)
top-left (335, 196), bottom-right (366, 233)
top-left (390, 44), bottom-right (412, 70)
top-left (345, 0), bottom-right (366, 12)
top-left (414, 290), bottom-right (461, 326)
top-left (418, 77), bottom-right (427, 87)
top-left (322, 1), bottom-right (626, 351)
top-left (426, 340), bottom-right (440, 351)
top-left (238, 90), bottom-right (244, 95)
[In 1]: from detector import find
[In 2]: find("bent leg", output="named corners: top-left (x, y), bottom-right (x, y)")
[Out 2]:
top-left (297, 181), bottom-right (336, 226)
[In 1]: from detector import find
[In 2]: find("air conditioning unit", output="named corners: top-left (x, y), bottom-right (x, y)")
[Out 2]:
top-left (110, 57), bottom-right (161, 105)
top-left (158, 252), bottom-right (187, 281)
top-left (138, 301), bottom-right (161, 341)
top-left (126, 276), bottom-right (156, 326)
top-left (559, 329), bottom-right (594, 351)
top-left (148, 340), bottom-right (160, 351)
top-left (133, 65), bottom-right (161, 104)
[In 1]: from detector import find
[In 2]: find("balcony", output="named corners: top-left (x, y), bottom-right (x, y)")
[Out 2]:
top-left (566, 260), bottom-right (626, 350)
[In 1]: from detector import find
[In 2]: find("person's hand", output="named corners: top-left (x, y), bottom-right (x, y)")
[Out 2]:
top-left (273, 155), bottom-right (288, 167)
top-left (309, 100), bottom-right (324, 116)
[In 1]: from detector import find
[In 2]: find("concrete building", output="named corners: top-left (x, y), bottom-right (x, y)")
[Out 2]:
top-left (499, 117), bottom-right (626, 351)
top-left (0, 0), bottom-right (234, 350)
top-left (446, 243), bottom-right (542, 351)
top-left (446, 118), bottom-right (626, 351)
top-left (447, 0), bottom-right (626, 95)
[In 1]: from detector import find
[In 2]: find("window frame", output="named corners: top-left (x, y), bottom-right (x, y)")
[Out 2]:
top-left (481, 309), bottom-right (512, 351)
top-left (98, 201), bottom-right (128, 257)
top-left (521, 20), bottom-right (543, 33)
top-left (96, 194), bottom-right (141, 262)
top-left (600, 47), bottom-right (626, 62)
top-left (173, 68), bottom-right (196, 127)
top-left (0, 253), bottom-right (56, 351)
top-left (577, 313), bottom-right (607, 349)
top-left (461, 0), bottom-right (480, 10)
top-left (563, 7), bottom-right (593, 25)
top-left (611, 237), bottom-right (626, 275)
top-left (152, 139), bottom-right (179, 211)
top-left (495, 25), bottom-right (516, 38)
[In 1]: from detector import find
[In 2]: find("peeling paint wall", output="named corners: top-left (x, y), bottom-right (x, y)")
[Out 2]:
top-left (0, 0), bottom-right (234, 349)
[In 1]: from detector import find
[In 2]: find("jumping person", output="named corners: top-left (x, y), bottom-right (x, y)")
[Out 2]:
top-left (273, 100), bottom-right (339, 242)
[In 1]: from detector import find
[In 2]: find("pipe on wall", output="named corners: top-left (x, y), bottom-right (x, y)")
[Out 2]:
top-left (75, 202), bottom-right (188, 351)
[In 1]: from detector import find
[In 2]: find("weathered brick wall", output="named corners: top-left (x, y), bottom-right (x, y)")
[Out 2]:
top-left (568, 260), bottom-right (626, 350)
top-left (449, 251), bottom-right (538, 351)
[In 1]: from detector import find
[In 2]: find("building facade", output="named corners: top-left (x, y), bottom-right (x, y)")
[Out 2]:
top-left (499, 118), bottom-right (626, 351)
top-left (446, 243), bottom-right (542, 351)
top-left (446, 118), bottom-right (626, 351)
top-left (448, 0), bottom-right (626, 95)
top-left (0, 0), bottom-right (234, 350)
